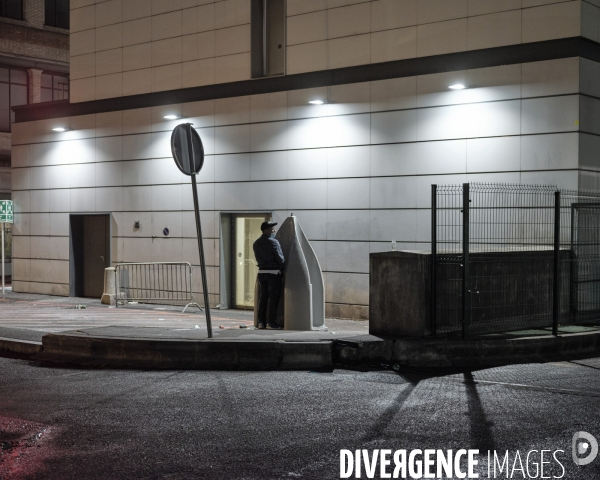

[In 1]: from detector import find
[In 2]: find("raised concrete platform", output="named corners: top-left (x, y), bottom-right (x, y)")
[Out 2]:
top-left (36, 326), bottom-right (340, 370)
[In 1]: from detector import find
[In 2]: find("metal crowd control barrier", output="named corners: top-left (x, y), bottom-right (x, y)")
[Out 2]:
top-left (114, 262), bottom-right (202, 313)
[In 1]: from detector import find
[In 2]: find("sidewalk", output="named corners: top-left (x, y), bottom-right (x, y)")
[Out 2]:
top-left (1, 292), bottom-right (599, 370)
top-left (0, 292), bottom-right (369, 369)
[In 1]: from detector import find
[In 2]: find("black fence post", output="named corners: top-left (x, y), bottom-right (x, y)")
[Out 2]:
top-left (462, 183), bottom-right (470, 340)
top-left (431, 184), bottom-right (437, 337)
top-left (553, 190), bottom-right (561, 336)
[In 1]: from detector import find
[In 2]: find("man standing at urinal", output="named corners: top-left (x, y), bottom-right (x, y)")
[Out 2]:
top-left (253, 221), bottom-right (285, 330)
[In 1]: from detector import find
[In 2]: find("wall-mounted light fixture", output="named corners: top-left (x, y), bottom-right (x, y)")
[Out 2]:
top-left (163, 114), bottom-right (182, 120)
top-left (52, 126), bottom-right (69, 132)
top-left (308, 99), bottom-right (327, 105)
top-left (448, 84), bottom-right (467, 90)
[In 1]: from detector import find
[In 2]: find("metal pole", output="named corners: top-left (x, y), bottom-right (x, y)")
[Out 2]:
top-left (553, 191), bottom-right (561, 336)
top-left (191, 173), bottom-right (213, 338)
top-left (1, 223), bottom-right (4, 294)
top-left (462, 183), bottom-right (470, 340)
top-left (431, 185), bottom-right (437, 337)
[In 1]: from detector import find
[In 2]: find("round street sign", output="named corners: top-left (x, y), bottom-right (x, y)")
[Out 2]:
top-left (171, 123), bottom-right (204, 176)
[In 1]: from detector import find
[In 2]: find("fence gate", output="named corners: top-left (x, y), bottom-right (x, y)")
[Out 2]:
top-left (115, 262), bottom-right (202, 313)
top-left (570, 203), bottom-right (600, 323)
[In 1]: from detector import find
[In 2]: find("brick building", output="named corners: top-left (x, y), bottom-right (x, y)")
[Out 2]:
top-left (1, 0), bottom-right (70, 200)
top-left (9, 0), bottom-right (600, 318)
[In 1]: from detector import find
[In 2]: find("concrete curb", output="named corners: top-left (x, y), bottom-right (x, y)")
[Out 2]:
top-left (0, 337), bottom-right (43, 356)
top-left (333, 331), bottom-right (600, 369)
top-left (35, 332), bottom-right (333, 370)
top-left (1, 328), bottom-right (599, 371)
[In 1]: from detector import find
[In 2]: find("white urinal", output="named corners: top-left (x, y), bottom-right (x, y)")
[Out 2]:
top-left (254, 215), bottom-right (326, 331)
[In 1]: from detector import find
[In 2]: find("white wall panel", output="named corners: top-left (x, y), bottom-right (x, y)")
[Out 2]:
top-left (30, 190), bottom-right (49, 213)
top-left (12, 191), bottom-right (30, 215)
top-left (328, 83), bottom-right (371, 116)
top-left (327, 146), bottom-right (370, 178)
top-left (370, 176), bottom-right (418, 209)
top-left (215, 96), bottom-right (250, 126)
top-left (96, 161), bottom-right (123, 187)
top-left (151, 185), bottom-right (183, 211)
top-left (466, 100), bottom-right (521, 138)
top-left (11, 145), bottom-right (29, 168)
top-left (214, 125), bottom-right (251, 154)
top-left (325, 272), bottom-right (369, 304)
top-left (580, 133), bottom-right (600, 171)
top-left (416, 139), bottom-right (466, 175)
top-left (49, 213), bottom-right (70, 236)
top-left (522, 58), bottom-right (579, 98)
top-left (370, 143), bottom-right (418, 176)
top-left (417, 104), bottom-right (469, 141)
top-left (96, 187), bottom-right (124, 211)
top-left (250, 151), bottom-right (288, 181)
top-left (29, 213), bottom-right (50, 236)
top-left (521, 96), bottom-right (579, 134)
top-left (48, 189), bottom-right (71, 213)
top-left (371, 110), bottom-right (417, 144)
top-left (580, 58), bottom-right (600, 99)
top-left (369, 209), bottom-right (417, 242)
top-left (327, 178), bottom-right (370, 209)
top-left (122, 133), bottom-right (154, 159)
top-left (214, 181), bottom-right (287, 210)
top-left (12, 212), bottom-right (30, 236)
top-left (70, 163), bottom-right (96, 188)
top-left (11, 169), bottom-right (30, 191)
top-left (250, 122), bottom-right (289, 152)
top-left (326, 210), bottom-right (370, 241)
top-left (70, 188), bottom-right (96, 212)
top-left (96, 136), bottom-right (123, 162)
top-left (122, 186), bottom-right (153, 211)
top-left (47, 165), bottom-right (72, 189)
top-left (287, 179), bottom-right (327, 209)
top-left (521, 133), bottom-right (579, 171)
top-left (326, 241), bottom-right (370, 273)
top-left (580, 96), bottom-right (600, 136)
top-left (250, 92), bottom-right (288, 123)
top-left (214, 154), bottom-right (251, 182)
top-left (48, 236), bottom-right (69, 261)
top-left (467, 136), bottom-right (521, 173)
top-left (288, 149), bottom-right (328, 179)
top-left (12, 235), bottom-right (30, 259)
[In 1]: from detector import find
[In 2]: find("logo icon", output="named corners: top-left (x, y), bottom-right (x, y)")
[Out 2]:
top-left (572, 431), bottom-right (598, 466)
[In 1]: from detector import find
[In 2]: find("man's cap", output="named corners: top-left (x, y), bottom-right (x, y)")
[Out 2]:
top-left (261, 221), bottom-right (277, 231)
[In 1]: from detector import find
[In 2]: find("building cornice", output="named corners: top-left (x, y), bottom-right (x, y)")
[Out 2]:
top-left (13, 36), bottom-right (600, 123)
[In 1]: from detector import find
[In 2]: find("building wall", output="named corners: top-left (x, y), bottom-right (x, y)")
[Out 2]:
top-left (12, 56), bottom-right (600, 317)
top-left (0, 0), bottom-right (70, 65)
top-left (69, 0), bottom-right (594, 102)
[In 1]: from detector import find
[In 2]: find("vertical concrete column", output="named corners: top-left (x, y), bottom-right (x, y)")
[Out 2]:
top-left (27, 68), bottom-right (44, 104)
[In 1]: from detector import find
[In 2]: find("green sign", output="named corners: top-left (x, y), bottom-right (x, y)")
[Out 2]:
top-left (0, 200), bottom-right (13, 223)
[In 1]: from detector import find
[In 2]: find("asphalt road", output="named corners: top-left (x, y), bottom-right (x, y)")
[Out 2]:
top-left (1, 357), bottom-right (599, 480)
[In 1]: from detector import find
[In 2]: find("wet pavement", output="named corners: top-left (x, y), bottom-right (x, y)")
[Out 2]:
top-left (0, 357), bottom-right (599, 479)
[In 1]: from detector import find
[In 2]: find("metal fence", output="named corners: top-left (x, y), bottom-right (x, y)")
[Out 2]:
top-left (431, 183), bottom-right (600, 337)
top-left (115, 262), bottom-right (202, 313)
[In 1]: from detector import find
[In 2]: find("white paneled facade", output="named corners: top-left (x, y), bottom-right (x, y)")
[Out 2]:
top-left (70, 0), bottom-right (597, 100)
top-left (12, 0), bottom-right (600, 319)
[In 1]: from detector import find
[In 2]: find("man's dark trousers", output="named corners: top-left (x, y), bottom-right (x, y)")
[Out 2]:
top-left (257, 273), bottom-right (282, 326)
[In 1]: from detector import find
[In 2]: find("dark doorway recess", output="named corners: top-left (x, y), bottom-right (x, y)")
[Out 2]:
top-left (70, 214), bottom-right (111, 298)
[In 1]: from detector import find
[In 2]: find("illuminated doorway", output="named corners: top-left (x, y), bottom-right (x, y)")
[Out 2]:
top-left (232, 214), bottom-right (269, 309)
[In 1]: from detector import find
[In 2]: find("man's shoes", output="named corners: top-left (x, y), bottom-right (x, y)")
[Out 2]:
top-left (257, 323), bottom-right (266, 329)
top-left (266, 323), bottom-right (283, 330)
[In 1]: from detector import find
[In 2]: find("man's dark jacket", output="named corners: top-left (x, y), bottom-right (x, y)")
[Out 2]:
top-left (253, 234), bottom-right (285, 271)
